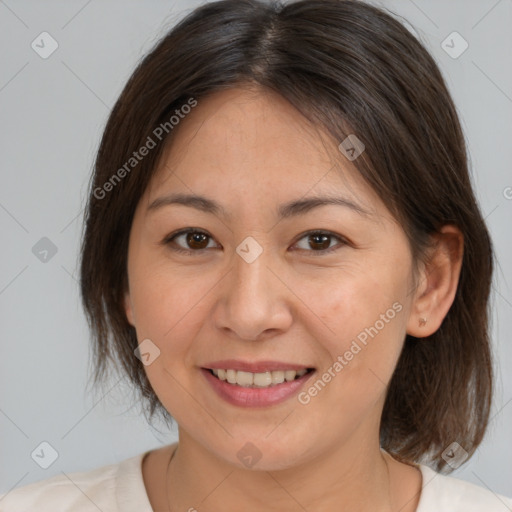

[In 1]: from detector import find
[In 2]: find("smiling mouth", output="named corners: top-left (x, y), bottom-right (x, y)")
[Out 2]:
top-left (207, 368), bottom-right (315, 388)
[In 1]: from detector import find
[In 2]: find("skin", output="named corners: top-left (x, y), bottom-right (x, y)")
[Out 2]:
top-left (124, 85), bottom-right (464, 512)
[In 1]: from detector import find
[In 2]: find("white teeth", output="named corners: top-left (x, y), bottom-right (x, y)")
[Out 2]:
top-left (253, 371), bottom-right (272, 387)
top-left (211, 368), bottom-right (309, 388)
top-left (271, 370), bottom-right (285, 385)
top-left (236, 371), bottom-right (254, 387)
top-left (285, 370), bottom-right (297, 382)
top-left (226, 369), bottom-right (237, 384)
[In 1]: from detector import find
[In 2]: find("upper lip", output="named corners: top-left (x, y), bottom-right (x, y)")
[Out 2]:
top-left (202, 360), bottom-right (314, 373)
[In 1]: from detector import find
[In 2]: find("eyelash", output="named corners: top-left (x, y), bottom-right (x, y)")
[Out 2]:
top-left (162, 228), bottom-right (348, 257)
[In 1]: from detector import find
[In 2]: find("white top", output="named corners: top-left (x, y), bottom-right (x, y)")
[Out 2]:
top-left (1, 448), bottom-right (511, 511)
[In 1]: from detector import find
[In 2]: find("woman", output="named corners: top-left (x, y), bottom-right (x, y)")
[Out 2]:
top-left (1, 0), bottom-right (510, 510)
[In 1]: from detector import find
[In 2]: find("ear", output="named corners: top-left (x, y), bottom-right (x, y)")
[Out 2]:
top-left (406, 225), bottom-right (464, 338)
top-left (124, 291), bottom-right (135, 326)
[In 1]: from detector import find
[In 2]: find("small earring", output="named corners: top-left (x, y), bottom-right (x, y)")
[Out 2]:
top-left (419, 317), bottom-right (427, 327)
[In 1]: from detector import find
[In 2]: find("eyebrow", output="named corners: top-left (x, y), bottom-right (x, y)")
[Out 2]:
top-left (146, 192), bottom-right (372, 220)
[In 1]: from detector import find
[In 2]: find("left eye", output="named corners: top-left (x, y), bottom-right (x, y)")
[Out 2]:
top-left (163, 229), bottom-right (347, 255)
top-left (292, 230), bottom-right (347, 254)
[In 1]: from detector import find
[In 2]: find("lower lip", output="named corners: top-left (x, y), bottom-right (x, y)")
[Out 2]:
top-left (201, 368), bottom-right (315, 407)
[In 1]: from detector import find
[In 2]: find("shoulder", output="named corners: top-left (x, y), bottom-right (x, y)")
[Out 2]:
top-left (0, 451), bottom-right (150, 512)
top-left (417, 464), bottom-right (512, 512)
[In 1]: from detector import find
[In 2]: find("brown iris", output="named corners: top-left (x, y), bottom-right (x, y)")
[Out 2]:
top-left (308, 233), bottom-right (331, 251)
top-left (186, 231), bottom-right (210, 250)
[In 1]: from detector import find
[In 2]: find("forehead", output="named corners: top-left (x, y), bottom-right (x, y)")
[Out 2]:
top-left (143, 86), bottom-right (384, 221)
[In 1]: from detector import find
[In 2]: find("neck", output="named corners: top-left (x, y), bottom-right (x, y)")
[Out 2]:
top-left (165, 430), bottom-right (416, 512)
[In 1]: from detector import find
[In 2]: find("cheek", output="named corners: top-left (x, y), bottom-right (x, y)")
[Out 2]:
top-left (289, 272), bottom-right (408, 452)
top-left (307, 265), bottom-right (409, 386)
top-left (128, 256), bottom-right (211, 338)
top-left (129, 264), bottom-right (216, 411)
top-left (127, 259), bottom-right (225, 403)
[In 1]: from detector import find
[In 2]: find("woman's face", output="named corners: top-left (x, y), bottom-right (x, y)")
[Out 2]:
top-left (124, 86), bottom-right (420, 470)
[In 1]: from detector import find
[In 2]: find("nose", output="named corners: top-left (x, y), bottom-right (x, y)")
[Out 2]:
top-left (212, 242), bottom-right (293, 342)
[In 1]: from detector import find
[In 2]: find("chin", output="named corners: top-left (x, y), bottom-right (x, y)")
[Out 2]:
top-left (214, 436), bottom-right (308, 472)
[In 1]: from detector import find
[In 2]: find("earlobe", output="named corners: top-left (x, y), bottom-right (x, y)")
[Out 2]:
top-left (124, 292), bottom-right (135, 326)
top-left (406, 225), bottom-right (464, 338)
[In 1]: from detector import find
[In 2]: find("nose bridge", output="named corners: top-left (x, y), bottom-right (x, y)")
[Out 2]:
top-left (216, 236), bottom-right (290, 340)
top-left (232, 237), bottom-right (273, 312)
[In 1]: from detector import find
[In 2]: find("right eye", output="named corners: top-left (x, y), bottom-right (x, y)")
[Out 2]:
top-left (162, 228), bottom-right (219, 255)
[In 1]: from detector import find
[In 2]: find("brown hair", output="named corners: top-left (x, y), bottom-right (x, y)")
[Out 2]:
top-left (79, 0), bottom-right (494, 472)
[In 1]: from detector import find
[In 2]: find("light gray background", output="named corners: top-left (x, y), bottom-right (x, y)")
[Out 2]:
top-left (1, 0), bottom-right (511, 500)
